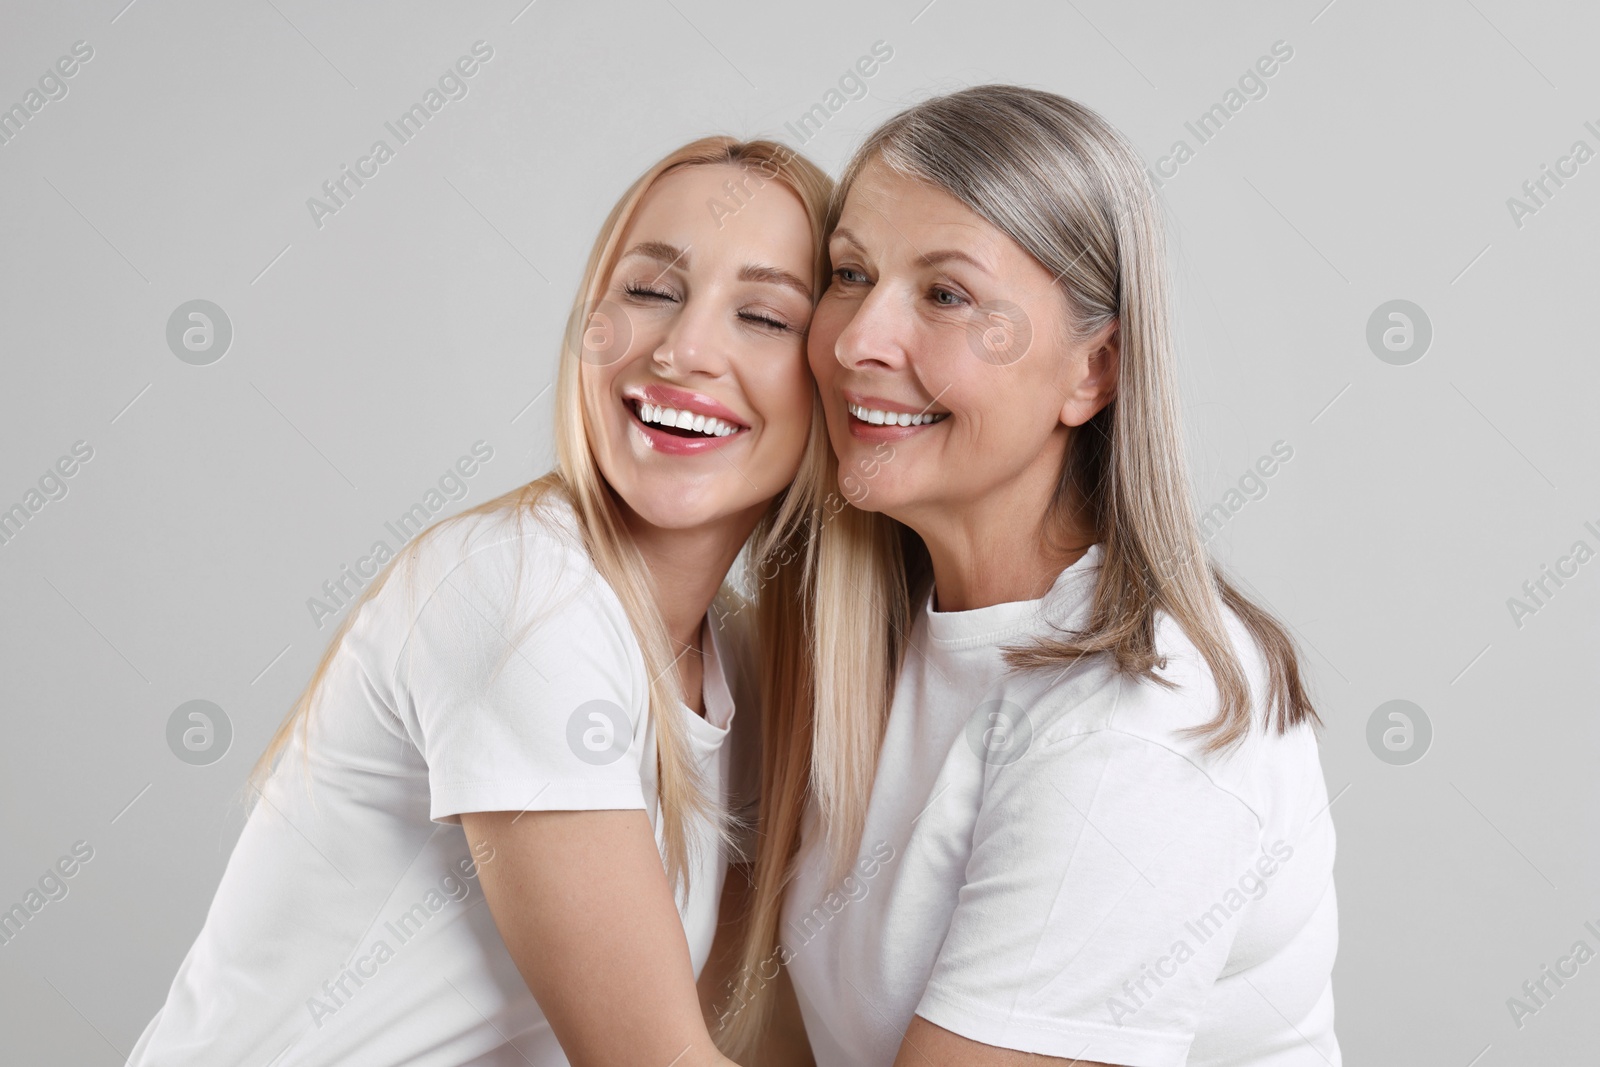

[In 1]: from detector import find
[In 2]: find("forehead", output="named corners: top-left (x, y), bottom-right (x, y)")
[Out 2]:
top-left (623, 163), bottom-right (812, 265)
top-left (836, 161), bottom-right (1006, 258)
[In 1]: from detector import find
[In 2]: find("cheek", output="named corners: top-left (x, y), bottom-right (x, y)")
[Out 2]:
top-left (743, 356), bottom-right (815, 467)
top-left (579, 366), bottom-right (619, 433)
top-left (578, 365), bottom-right (636, 491)
top-left (765, 361), bottom-right (817, 444)
top-left (806, 302), bottom-right (848, 381)
top-left (953, 382), bottom-right (1062, 469)
top-left (911, 320), bottom-right (976, 382)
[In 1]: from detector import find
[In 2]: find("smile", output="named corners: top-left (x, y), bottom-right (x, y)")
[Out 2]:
top-left (633, 400), bottom-right (742, 438)
top-left (846, 402), bottom-right (948, 428)
top-left (624, 396), bottom-right (750, 456)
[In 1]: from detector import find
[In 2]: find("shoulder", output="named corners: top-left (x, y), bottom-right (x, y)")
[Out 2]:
top-left (1018, 602), bottom-right (1321, 825)
top-left (379, 489), bottom-right (636, 663)
top-left (393, 490), bottom-right (599, 606)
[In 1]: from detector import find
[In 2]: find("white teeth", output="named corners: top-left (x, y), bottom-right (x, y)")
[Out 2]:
top-left (632, 400), bottom-right (741, 438)
top-left (847, 402), bottom-right (946, 427)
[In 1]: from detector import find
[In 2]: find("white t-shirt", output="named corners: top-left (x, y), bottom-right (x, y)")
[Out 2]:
top-left (129, 493), bottom-right (756, 1067)
top-left (783, 544), bottom-right (1340, 1067)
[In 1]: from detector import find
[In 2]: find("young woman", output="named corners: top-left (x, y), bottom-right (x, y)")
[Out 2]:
top-left (127, 136), bottom-right (832, 1067)
top-left (718, 86), bottom-right (1341, 1066)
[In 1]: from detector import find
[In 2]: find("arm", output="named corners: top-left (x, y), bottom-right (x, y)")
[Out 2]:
top-left (895, 1017), bottom-right (1119, 1067)
top-left (461, 808), bottom-right (739, 1067)
top-left (697, 862), bottom-right (749, 1028)
top-left (696, 863), bottom-right (815, 1067)
top-left (762, 959), bottom-right (816, 1067)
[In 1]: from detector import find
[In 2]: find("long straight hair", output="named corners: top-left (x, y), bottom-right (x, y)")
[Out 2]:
top-left (717, 84), bottom-right (1321, 1055)
top-left (247, 136), bottom-right (835, 898)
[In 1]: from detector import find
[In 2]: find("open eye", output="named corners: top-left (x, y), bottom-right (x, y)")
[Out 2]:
top-left (832, 267), bottom-right (869, 285)
top-left (930, 286), bottom-right (967, 307)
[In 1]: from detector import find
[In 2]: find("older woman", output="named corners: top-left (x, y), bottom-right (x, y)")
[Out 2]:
top-left (721, 86), bottom-right (1340, 1067)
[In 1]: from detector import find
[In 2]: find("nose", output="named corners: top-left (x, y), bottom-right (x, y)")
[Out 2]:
top-left (832, 285), bottom-right (910, 373)
top-left (651, 295), bottom-right (731, 379)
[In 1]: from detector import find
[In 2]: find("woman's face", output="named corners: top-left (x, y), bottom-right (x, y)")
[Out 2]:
top-left (807, 160), bottom-right (1117, 524)
top-left (583, 163), bottom-right (817, 533)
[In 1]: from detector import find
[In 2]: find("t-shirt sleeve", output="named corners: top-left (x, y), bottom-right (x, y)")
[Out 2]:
top-left (916, 718), bottom-right (1265, 1067)
top-left (390, 532), bottom-right (650, 824)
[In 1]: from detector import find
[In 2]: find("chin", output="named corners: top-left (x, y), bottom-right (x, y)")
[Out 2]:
top-left (838, 467), bottom-right (918, 517)
top-left (622, 484), bottom-right (736, 531)
top-left (827, 432), bottom-right (868, 465)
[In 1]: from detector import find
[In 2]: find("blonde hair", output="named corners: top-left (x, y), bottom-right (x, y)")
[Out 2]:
top-left (717, 84), bottom-right (1321, 1055)
top-left (247, 136), bottom-right (835, 900)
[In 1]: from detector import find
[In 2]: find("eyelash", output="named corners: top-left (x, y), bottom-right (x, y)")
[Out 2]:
top-left (741, 312), bottom-right (792, 332)
top-left (623, 284), bottom-right (792, 333)
top-left (832, 267), bottom-right (969, 308)
top-left (624, 283), bottom-right (677, 302)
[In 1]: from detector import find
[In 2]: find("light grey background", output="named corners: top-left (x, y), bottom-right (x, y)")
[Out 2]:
top-left (2, 0), bottom-right (1596, 1062)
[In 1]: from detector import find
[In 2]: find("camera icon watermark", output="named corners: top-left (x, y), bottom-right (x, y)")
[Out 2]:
top-left (165, 300), bottom-right (233, 366)
top-left (964, 299), bottom-right (1033, 367)
top-left (566, 699), bottom-right (632, 765)
top-left (1366, 299), bottom-right (1431, 366)
top-left (965, 698), bottom-right (1033, 766)
top-left (578, 300), bottom-right (633, 366)
top-left (1365, 699), bottom-right (1431, 765)
top-left (165, 699), bottom-right (232, 766)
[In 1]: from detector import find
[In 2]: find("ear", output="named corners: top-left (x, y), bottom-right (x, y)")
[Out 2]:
top-left (1059, 318), bottom-right (1120, 428)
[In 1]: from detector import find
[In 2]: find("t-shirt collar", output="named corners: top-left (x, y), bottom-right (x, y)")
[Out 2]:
top-left (922, 543), bottom-right (1104, 650)
top-left (685, 612), bottom-right (735, 735)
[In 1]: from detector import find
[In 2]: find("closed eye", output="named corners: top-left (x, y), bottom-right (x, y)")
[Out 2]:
top-left (740, 311), bottom-right (793, 332)
top-left (624, 283), bottom-right (678, 302)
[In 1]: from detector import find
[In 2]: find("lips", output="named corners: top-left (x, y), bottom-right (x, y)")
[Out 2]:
top-left (841, 389), bottom-right (947, 417)
top-left (624, 383), bottom-right (750, 429)
top-left (838, 388), bottom-right (950, 441)
top-left (620, 382), bottom-right (751, 455)
top-left (846, 401), bottom-right (946, 427)
top-left (633, 400), bottom-right (742, 438)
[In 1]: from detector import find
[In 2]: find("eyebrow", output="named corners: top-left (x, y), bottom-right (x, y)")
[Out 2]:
top-left (739, 264), bottom-right (813, 300)
top-left (620, 240), bottom-right (690, 281)
top-left (830, 226), bottom-right (995, 276)
top-left (619, 241), bottom-right (812, 300)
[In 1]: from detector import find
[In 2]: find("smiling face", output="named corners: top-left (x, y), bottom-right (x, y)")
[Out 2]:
top-left (582, 163), bottom-right (818, 535)
top-left (808, 159), bottom-right (1117, 528)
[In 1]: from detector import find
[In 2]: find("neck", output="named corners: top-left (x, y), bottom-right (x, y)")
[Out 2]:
top-left (896, 440), bottom-right (1094, 613)
top-left (620, 500), bottom-right (764, 652)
